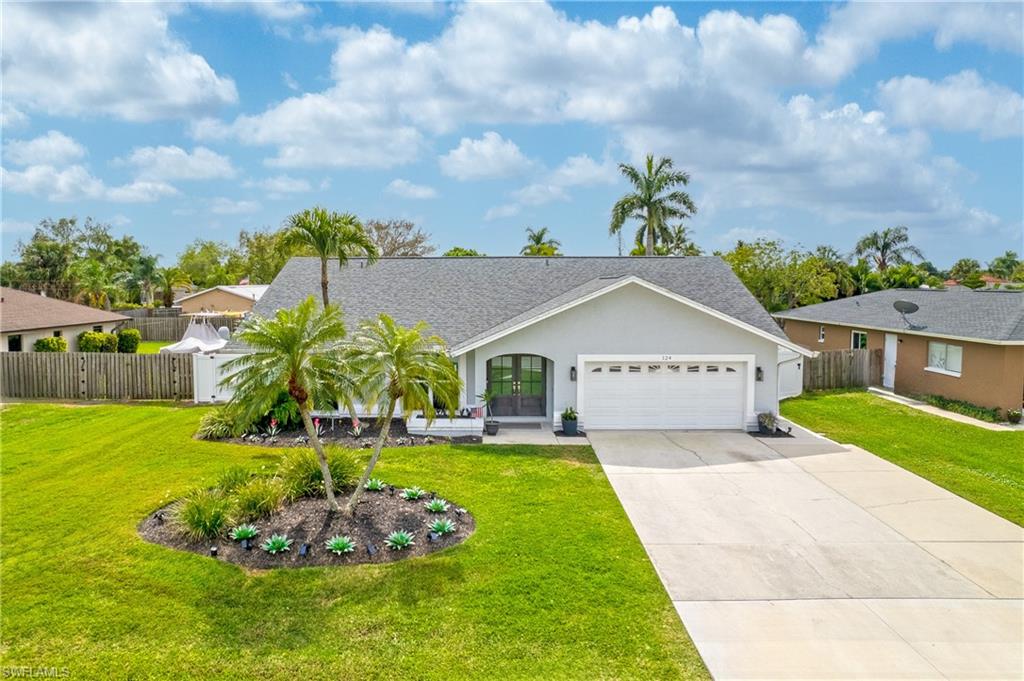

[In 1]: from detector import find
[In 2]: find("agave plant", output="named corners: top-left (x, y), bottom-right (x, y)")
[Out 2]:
top-left (324, 535), bottom-right (356, 555)
top-left (384, 530), bottom-right (415, 550)
top-left (261, 534), bottom-right (293, 554)
top-left (364, 478), bottom-right (386, 492)
top-left (424, 498), bottom-right (449, 513)
top-left (229, 524), bottom-right (259, 541)
top-left (427, 518), bottom-right (456, 535)
top-left (400, 486), bottom-right (426, 501)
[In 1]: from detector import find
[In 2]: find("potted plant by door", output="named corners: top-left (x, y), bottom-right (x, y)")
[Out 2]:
top-left (477, 389), bottom-right (500, 436)
top-left (757, 411), bottom-right (778, 436)
top-left (560, 407), bottom-right (578, 436)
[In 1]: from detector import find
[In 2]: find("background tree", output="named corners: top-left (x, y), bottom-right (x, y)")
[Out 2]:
top-left (662, 224), bottom-right (703, 256)
top-left (960, 271), bottom-right (985, 289)
top-left (343, 315), bottom-right (460, 515)
top-left (223, 297), bottom-right (349, 512)
top-left (443, 247), bottom-right (485, 257)
top-left (813, 246), bottom-right (855, 298)
top-left (156, 267), bottom-right (191, 308)
top-left (881, 262), bottom-right (929, 289)
top-left (176, 239), bottom-right (240, 289)
top-left (364, 219), bottom-right (435, 257)
top-left (853, 226), bottom-right (923, 271)
top-left (231, 227), bottom-right (305, 284)
top-left (520, 227), bottom-right (561, 256)
top-left (70, 260), bottom-right (118, 309)
top-left (610, 154), bottom-right (696, 256)
top-left (949, 258), bottom-right (981, 281)
top-left (284, 207), bottom-right (379, 307)
top-left (719, 240), bottom-right (837, 312)
top-left (848, 258), bottom-right (884, 295)
top-left (987, 251), bottom-right (1019, 280)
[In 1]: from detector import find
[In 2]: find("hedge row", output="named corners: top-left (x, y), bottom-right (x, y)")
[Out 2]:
top-left (35, 328), bottom-right (144, 354)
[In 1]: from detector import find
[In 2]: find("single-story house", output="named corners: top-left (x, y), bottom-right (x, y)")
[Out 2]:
top-left (210, 257), bottom-right (812, 431)
top-left (0, 287), bottom-right (128, 352)
top-left (174, 285), bottom-right (268, 315)
top-left (775, 288), bottom-right (1024, 414)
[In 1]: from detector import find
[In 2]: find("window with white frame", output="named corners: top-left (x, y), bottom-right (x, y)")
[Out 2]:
top-left (851, 330), bottom-right (868, 349)
top-left (818, 325), bottom-right (825, 343)
top-left (927, 341), bottom-right (962, 376)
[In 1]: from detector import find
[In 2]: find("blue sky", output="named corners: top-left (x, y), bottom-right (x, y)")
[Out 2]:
top-left (2, 1), bottom-right (1022, 267)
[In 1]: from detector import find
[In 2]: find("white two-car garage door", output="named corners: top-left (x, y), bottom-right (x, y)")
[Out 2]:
top-left (582, 360), bottom-right (747, 429)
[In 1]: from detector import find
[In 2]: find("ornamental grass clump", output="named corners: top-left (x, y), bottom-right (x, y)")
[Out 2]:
top-left (175, 488), bottom-right (234, 540)
top-left (277, 449), bottom-right (359, 502)
top-left (232, 478), bottom-right (284, 521)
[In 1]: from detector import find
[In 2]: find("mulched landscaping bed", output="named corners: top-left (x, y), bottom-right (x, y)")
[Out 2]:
top-left (139, 488), bottom-right (475, 569)
top-left (218, 417), bottom-right (482, 448)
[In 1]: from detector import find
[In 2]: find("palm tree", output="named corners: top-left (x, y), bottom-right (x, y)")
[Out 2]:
top-left (156, 267), bottom-right (191, 308)
top-left (343, 314), bottom-right (461, 515)
top-left (813, 245), bottom-right (854, 298)
top-left (222, 297), bottom-right (349, 511)
top-left (610, 155), bottom-right (697, 256)
top-left (70, 260), bottom-right (118, 310)
top-left (662, 224), bottom-right (702, 256)
top-left (853, 226), bottom-right (923, 271)
top-left (520, 227), bottom-right (561, 256)
top-left (284, 207), bottom-right (379, 307)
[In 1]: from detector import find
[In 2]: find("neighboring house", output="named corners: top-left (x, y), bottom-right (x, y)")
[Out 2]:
top-left (213, 257), bottom-right (812, 431)
top-left (174, 285), bottom-right (269, 315)
top-left (0, 287), bottom-right (127, 352)
top-left (775, 289), bottom-right (1024, 414)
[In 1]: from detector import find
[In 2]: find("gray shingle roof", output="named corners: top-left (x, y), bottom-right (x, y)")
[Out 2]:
top-left (254, 256), bottom-right (788, 349)
top-left (775, 288), bottom-right (1024, 342)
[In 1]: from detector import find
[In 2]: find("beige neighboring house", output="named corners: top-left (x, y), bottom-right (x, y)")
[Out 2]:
top-left (174, 285), bottom-right (269, 315)
top-left (0, 287), bottom-right (128, 352)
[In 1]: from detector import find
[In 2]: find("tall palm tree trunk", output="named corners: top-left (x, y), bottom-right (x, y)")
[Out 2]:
top-left (646, 212), bottom-right (655, 256)
top-left (319, 257), bottom-right (330, 307)
top-left (300, 407), bottom-right (339, 512)
top-left (346, 399), bottom-right (397, 515)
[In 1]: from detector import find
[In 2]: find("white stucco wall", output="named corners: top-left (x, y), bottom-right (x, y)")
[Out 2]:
top-left (1, 322), bottom-right (121, 352)
top-left (463, 282), bottom-right (784, 428)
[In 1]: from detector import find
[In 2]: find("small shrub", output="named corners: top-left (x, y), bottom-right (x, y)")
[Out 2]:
top-left (216, 465), bottom-right (252, 493)
top-left (757, 411), bottom-right (779, 430)
top-left (428, 518), bottom-right (456, 535)
top-left (324, 535), bottom-right (356, 554)
top-left (424, 498), bottom-right (449, 513)
top-left (277, 449), bottom-right (359, 501)
top-left (919, 395), bottom-right (1000, 423)
top-left (364, 478), bottom-right (386, 491)
top-left (400, 486), bottom-right (426, 501)
top-left (232, 477), bottom-right (284, 521)
top-left (33, 336), bottom-right (68, 352)
top-left (560, 406), bottom-right (578, 421)
top-left (1007, 409), bottom-right (1021, 424)
top-left (117, 328), bottom-right (141, 353)
top-left (384, 530), bottom-right (415, 550)
top-left (78, 331), bottom-right (118, 353)
top-left (195, 407), bottom-right (247, 440)
top-left (229, 524), bottom-right (259, 541)
top-left (261, 534), bottom-right (293, 554)
top-left (175, 488), bottom-right (234, 540)
top-left (267, 390), bottom-right (301, 429)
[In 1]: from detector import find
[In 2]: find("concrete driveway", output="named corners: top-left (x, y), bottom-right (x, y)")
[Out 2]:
top-left (589, 428), bottom-right (1023, 680)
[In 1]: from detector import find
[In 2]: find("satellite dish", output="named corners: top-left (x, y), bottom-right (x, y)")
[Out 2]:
top-left (893, 300), bottom-right (919, 314)
top-left (893, 300), bottom-right (925, 330)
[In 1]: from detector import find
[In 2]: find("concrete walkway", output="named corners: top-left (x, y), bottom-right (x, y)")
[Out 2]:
top-left (589, 428), bottom-right (1023, 679)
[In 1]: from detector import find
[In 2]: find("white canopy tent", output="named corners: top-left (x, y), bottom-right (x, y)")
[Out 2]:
top-left (160, 317), bottom-right (228, 354)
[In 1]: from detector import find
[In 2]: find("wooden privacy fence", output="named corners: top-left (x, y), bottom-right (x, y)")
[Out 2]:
top-left (804, 348), bottom-right (882, 391)
top-left (0, 352), bottom-right (193, 400)
top-left (120, 315), bottom-right (241, 341)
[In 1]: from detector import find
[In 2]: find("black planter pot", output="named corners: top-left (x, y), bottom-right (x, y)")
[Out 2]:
top-left (561, 419), bottom-right (578, 436)
top-left (484, 420), bottom-right (500, 436)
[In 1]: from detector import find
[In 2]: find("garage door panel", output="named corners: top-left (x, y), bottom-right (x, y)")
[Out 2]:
top-left (583, 360), bottom-right (746, 430)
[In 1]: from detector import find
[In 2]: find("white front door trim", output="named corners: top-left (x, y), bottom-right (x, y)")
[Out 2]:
top-left (576, 353), bottom-right (757, 429)
top-left (883, 333), bottom-right (898, 389)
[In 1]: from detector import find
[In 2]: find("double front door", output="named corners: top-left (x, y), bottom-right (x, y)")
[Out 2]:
top-left (487, 354), bottom-right (546, 417)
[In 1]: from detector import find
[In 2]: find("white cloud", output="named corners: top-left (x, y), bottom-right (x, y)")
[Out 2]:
top-left (385, 178), bottom-right (438, 199)
top-left (247, 2), bottom-right (313, 21)
top-left (1, 103), bottom-right (28, 129)
top-left (4, 131), bottom-right (86, 167)
top-left (117, 145), bottom-right (236, 181)
top-left (282, 72), bottom-right (300, 91)
top-left (210, 197), bottom-right (262, 214)
top-left (2, 3), bottom-right (237, 122)
top-left (512, 183), bottom-right (569, 206)
top-left (484, 204), bottom-right (520, 221)
top-left (548, 154), bottom-right (617, 187)
top-left (439, 132), bottom-right (532, 180)
top-left (243, 174), bottom-right (312, 199)
top-left (1, 164), bottom-right (177, 203)
top-left (877, 70), bottom-right (1023, 139)
top-left (1, 219), bottom-right (35, 235)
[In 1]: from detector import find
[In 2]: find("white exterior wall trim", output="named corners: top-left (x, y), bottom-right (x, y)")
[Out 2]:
top-left (576, 353), bottom-right (757, 430)
top-left (452, 276), bottom-right (812, 357)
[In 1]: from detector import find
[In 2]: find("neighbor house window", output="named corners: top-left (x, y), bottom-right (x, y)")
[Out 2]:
top-left (7, 335), bottom-right (23, 352)
top-left (851, 330), bottom-right (868, 349)
top-left (927, 342), bottom-right (963, 376)
top-left (818, 325), bottom-right (826, 343)
top-left (53, 330), bottom-right (62, 337)
top-left (92, 325), bottom-right (103, 332)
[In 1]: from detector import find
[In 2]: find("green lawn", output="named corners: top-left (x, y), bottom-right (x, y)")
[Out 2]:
top-left (0, 403), bottom-right (707, 679)
top-left (137, 340), bottom-right (171, 354)
top-left (782, 390), bottom-right (1024, 525)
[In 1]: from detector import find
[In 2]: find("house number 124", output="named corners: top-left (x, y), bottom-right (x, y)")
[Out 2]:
top-left (661, 355), bottom-right (673, 360)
